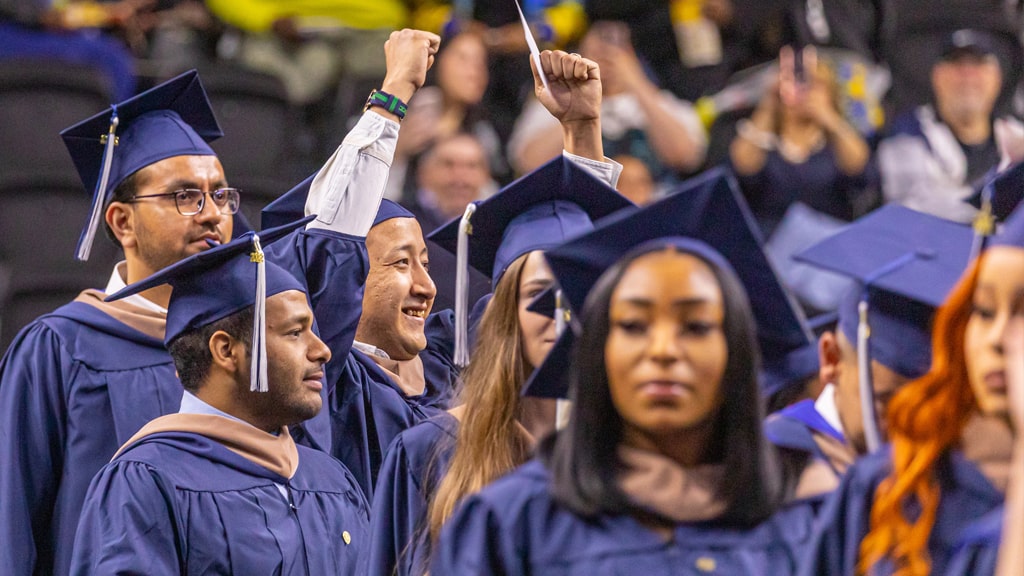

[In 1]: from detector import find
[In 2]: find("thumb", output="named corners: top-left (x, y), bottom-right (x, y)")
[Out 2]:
top-left (529, 54), bottom-right (545, 94)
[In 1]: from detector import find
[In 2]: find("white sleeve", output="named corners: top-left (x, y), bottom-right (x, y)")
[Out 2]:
top-left (304, 112), bottom-right (400, 236)
top-left (561, 150), bottom-right (623, 190)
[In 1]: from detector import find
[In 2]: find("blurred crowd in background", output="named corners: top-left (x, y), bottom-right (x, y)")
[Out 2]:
top-left (3, 0), bottom-right (1024, 347)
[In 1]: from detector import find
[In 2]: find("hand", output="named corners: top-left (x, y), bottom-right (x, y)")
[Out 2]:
top-left (532, 50), bottom-right (602, 126)
top-left (381, 29), bottom-right (441, 104)
top-left (1004, 315), bottom-right (1024, 433)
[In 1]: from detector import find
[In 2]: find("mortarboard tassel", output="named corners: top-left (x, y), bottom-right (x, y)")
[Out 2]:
top-left (970, 187), bottom-right (995, 262)
top-left (454, 203), bottom-right (477, 367)
top-left (554, 289), bottom-right (572, 430)
top-left (856, 298), bottom-right (882, 453)
top-left (250, 234), bottom-right (269, 392)
top-left (77, 109), bottom-right (119, 262)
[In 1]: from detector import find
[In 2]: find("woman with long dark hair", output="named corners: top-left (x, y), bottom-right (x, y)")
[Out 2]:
top-left (363, 47), bottom-right (633, 576)
top-left (432, 237), bottom-right (811, 574)
top-left (801, 205), bottom-right (1024, 576)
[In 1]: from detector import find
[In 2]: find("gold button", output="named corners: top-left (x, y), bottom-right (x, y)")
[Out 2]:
top-left (342, 531), bottom-right (352, 545)
top-left (695, 556), bottom-right (716, 572)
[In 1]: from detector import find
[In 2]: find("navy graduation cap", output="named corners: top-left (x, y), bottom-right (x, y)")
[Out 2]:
top-left (106, 217), bottom-right (314, 393)
top-left (969, 162), bottom-right (1024, 250)
top-left (795, 205), bottom-right (973, 452)
top-left (262, 171), bottom-right (414, 231)
top-left (523, 166), bottom-right (813, 399)
top-left (61, 70), bottom-right (222, 261)
top-left (428, 155), bottom-right (633, 365)
top-left (990, 194), bottom-right (1024, 248)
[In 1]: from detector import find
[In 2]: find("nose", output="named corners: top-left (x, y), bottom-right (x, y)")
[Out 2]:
top-left (308, 332), bottom-right (331, 365)
top-left (193, 192), bottom-right (226, 225)
top-left (411, 261), bottom-right (437, 301)
top-left (647, 321), bottom-right (681, 365)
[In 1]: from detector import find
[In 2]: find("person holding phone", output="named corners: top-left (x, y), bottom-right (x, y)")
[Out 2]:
top-left (729, 45), bottom-right (873, 240)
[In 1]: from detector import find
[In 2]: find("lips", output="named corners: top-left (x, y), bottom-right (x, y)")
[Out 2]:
top-left (303, 371), bottom-right (324, 391)
top-left (984, 371), bottom-right (1007, 394)
top-left (637, 381), bottom-right (690, 399)
top-left (402, 307), bottom-right (428, 319)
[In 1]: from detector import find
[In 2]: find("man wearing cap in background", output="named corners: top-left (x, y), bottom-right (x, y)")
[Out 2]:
top-left (70, 221), bottom-right (369, 574)
top-left (0, 28), bottom-right (436, 576)
top-left (765, 206), bottom-right (974, 496)
top-left (878, 29), bottom-right (1024, 223)
top-left (264, 46), bottom-right (625, 500)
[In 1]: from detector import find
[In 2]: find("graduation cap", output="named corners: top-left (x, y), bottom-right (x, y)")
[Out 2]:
top-left (967, 162), bottom-right (1024, 249)
top-left (106, 216), bottom-right (314, 393)
top-left (427, 155), bottom-right (633, 365)
top-left (522, 167), bottom-right (813, 399)
top-left (61, 70), bottom-right (222, 261)
top-left (990, 195), bottom-right (1024, 249)
top-left (794, 205), bottom-right (973, 452)
top-left (261, 171), bottom-right (412, 231)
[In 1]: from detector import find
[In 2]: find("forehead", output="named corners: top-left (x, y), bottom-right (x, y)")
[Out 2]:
top-left (135, 154), bottom-right (226, 188)
top-left (977, 247), bottom-right (1024, 293)
top-left (519, 250), bottom-right (553, 285)
top-left (366, 217), bottom-right (426, 256)
top-left (612, 250), bottom-right (722, 303)
top-left (266, 289), bottom-right (312, 318)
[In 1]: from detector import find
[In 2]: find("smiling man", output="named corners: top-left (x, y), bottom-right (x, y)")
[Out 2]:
top-left (70, 223), bottom-right (369, 575)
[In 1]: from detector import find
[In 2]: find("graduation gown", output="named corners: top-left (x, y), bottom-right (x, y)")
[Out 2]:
top-left (0, 296), bottom-right (181, 576)
top-left (366, 413), bottom-right (458, 576)
top-left (70, 415), bottom-right (369, 575)
top-left (798, 447), bottom-right (1004, 576)
top-left (0, 227), bottom-right (359, 576)
top-left (945, 505), bottom-right (1003, 576)
top-left (331, 310), bottom-right (458, 499)
top-left (432, 459), bottom-right (815, 576)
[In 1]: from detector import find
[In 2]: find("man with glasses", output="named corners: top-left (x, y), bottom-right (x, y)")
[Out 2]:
top-left (0, 29), bottom-right (435, 574)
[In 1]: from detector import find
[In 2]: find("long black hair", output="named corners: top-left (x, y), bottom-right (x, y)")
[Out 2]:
top-left (542, 239), bottom-right (786, 527)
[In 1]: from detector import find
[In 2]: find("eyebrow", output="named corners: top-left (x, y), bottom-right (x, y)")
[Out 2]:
top-left (615, 297), bottom-right (713, 308)
top-left (160, 179), bottom-right (229, 192)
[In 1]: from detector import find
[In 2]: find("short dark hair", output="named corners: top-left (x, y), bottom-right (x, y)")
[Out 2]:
top-left (542, 242), bottom-right (786, 527)
top-left (103, 170), bottom-right (142, 248)
top-left (167, 307), bottom-right (253, 393)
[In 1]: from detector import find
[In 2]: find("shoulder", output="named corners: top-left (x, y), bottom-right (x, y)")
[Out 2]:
top-left (389, 413), bottom-right (457, 461)
top-left (294, 444), bottom-right (367, 499)
top-left (457, 460), bottom-right (554, 525)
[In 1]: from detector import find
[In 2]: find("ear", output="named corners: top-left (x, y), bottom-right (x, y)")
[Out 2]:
top-left (208, 330), bottom-right (244, 375)
top-left (106, 202), bottom-right (137, 250)
top-left (818, 331), bottom-right (842, 385)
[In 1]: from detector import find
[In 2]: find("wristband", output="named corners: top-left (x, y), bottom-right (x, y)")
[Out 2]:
top-left (363, 89), bottom-right (408, 120)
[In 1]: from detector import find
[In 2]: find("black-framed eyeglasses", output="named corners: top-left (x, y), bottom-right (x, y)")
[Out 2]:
top-left (128, 188), bottom-right (241, 216)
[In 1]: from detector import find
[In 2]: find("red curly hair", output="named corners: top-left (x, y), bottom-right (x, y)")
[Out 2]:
top-left (857, 257), bottom-right (982, 575)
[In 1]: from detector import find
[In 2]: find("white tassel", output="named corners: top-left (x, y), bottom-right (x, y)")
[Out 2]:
top-left (453, 203), bottom-right (477, 367)
top-left (554, 289), bottom-right (572, 430)
top-left (251, 234), bottom-right (269, 392)
top-left (77, 111), bottom-right (119, 262)
top-left (857, 299), bottom-right (882, 453)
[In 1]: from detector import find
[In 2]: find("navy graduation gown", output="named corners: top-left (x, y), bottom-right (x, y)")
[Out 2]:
top-left (765, 399), bottom-right (845, 465)
top-left (330, 310), bottom-right (457, 500)
top-left (945, 504), bottom-right (1003, 576)
top-left (70, 430), bottom-right (368, 575)
top-left (0, 301), bottom-right (181, 576)
top-left (798, 447), bottom-right (1004, 576)
top-left (432, 459), bottom-right (815, 576)
top-left (366, 413), bottom-right (458, 576)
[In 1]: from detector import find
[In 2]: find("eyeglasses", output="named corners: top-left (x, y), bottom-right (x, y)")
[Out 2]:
top-left (129, 188), bottom-right (241, 216)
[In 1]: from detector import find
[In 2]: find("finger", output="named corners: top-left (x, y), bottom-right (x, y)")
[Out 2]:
top-left (573, 54), bottom-right (590, 80)
top-left (539, 49), bottom-right (556, 83)
top-left (582, 57), bottom-right (600, 81)
top-left (422, 31), bottom-right (442, 53)
top-left (554, 51), bottom-right (575, 81)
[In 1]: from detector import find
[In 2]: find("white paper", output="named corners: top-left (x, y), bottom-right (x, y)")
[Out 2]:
top-left (514, 0), bottom-right (549, 91)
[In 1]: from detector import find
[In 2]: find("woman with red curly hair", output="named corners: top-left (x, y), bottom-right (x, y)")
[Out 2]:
top-left (800, 206), bottom-right (1024, 576)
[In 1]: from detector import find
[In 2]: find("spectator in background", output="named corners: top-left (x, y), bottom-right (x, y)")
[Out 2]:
top-left (204, 0), bottom-right (402, 106)
top-left (509, 21), bottom-right (706, 192)
top-left (402, 132), bottom-right (494, 316)
top-left (0, 0), bottom-right (152, 100)
top-left (878, 30), bottom-right (1021, 224)
top-left (729, 46), bottom-right (872, 239)
top-left (387, 31), bottom-right (506, 200)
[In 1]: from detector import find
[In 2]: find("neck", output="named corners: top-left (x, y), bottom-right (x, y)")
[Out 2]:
top-left (938, 105), bottom-right (992, 145)
top-left (961, 412), bottom-right (1014, 493)
top-left (621, 419), bottom-right (716, 468)
top-left (124, 255), bottom-right (172, 308)
top-left (195, 382), bottom-right (281, 434)
top-left (779, 117), bottom-right (824, 144)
